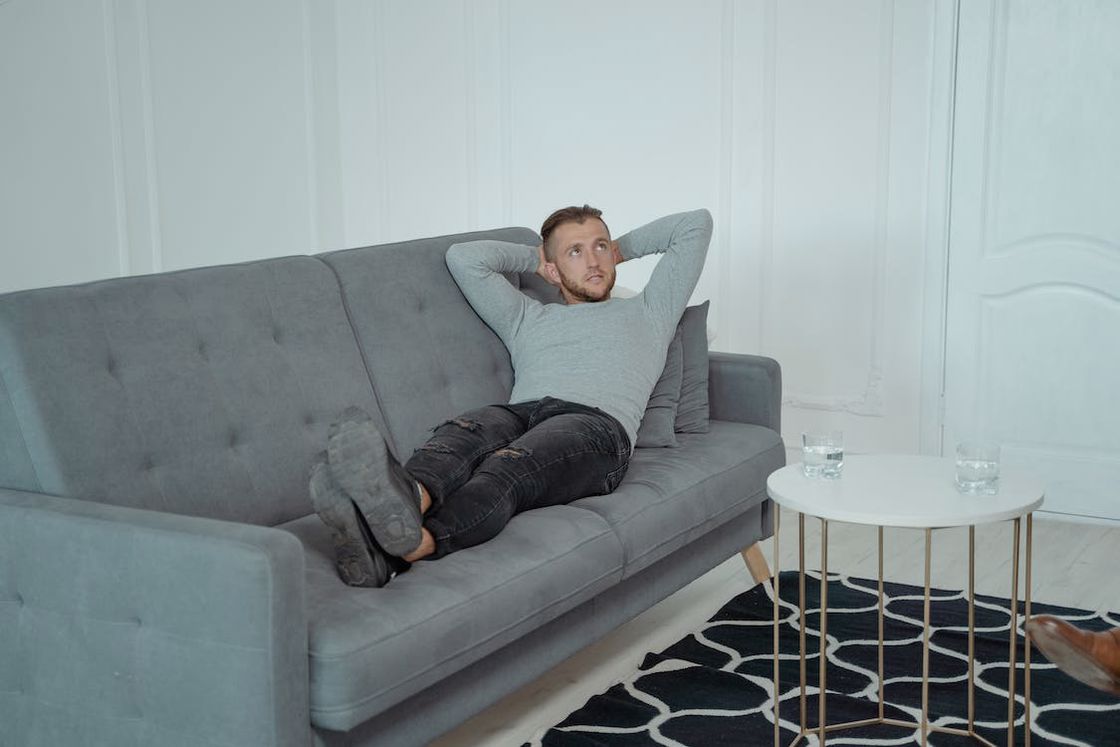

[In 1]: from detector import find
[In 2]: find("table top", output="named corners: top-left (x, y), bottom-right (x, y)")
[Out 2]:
top-left (766, 454), bottom-right (1044, 528)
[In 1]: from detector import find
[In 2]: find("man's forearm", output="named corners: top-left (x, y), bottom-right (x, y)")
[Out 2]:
top-left (446, 240), bottom-right (538, 341)
top-left (447, 241), bottom-right (539, 278)
top-left (615, 210), bottom-right (709, 262)
top-left (618, 209), bottom-right (713, 324)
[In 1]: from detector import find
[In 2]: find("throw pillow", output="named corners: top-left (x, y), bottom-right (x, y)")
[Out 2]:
top-left (675, 301), bottom-right (711, 433)
top-left (635, 328), bottom-right (684, 448)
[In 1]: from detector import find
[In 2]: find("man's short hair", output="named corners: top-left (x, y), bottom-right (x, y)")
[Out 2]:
top-left (540, 204), bottom-right (609, 260)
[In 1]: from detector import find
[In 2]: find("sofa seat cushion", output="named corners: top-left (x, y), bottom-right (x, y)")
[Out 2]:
top-left (573, 419), bottom-right (785, 578)
top-left (280, 504), bottom-right (622, 732)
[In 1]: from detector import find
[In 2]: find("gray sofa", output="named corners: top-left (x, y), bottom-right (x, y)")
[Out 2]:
top-left (0, 226), bottom-right (785, 747)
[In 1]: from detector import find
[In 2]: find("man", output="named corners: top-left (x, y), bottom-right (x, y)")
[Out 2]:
top-left (310, 205), bottom-right (712, 586)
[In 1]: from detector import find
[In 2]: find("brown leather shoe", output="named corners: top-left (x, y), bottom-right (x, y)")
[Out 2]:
top-left (1026, 615), bottom-right (1120, 695)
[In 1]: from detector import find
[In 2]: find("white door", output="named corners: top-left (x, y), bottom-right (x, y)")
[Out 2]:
top-left (943, 1), bottom-right (1120, 519)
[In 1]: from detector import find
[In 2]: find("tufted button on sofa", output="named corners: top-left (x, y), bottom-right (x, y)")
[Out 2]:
top-left (0, 226), bottom-right (784, 746)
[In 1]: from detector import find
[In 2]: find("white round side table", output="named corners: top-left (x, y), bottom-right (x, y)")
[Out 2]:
top-left (766, 454), bottom-right (1045, 747)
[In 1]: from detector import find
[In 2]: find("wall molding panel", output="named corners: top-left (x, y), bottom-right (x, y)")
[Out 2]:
top-left (720, 0), bottom-right (770, 357)
top-left (335, 1), bottom-right (388, 247)
top-left (461, 0), bottom-right (479, 229)
top-left (778, 0), bottom-right (896, 420)
top-left (299, 0), bottom-right (320, 249)
top-left (978, 0), bottom-right (1007, 260)
top-left (101, 0), bottom-right (131, 278)
top-left (758, 0), bottom-right (778, 359)
top-left (370, 0), bottom-right (391, 242)
top-left (136, 0), bottom-right (163, 274)
top-left (462, 0), bottom-right (506, 231)
top-left (137, 0), bottom-right (163, 274)
top-left (917, 0), bottom-right (961, 456)
top-left (498, 0), bottom-right (512, 227)
top-left (106, 0), bottom-right (164, 277)
top-left (715, 0), bottom-right (736, 350)
top-left (784, 368), bottom-right (887, 417)
top-left (303, 0), bottom-right (344, 253)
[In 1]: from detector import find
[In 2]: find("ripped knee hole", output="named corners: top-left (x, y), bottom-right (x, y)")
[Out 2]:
top-left (439, 417), bottom-right (481, 432)
top-left (418, 442), bottom-right (455, 454)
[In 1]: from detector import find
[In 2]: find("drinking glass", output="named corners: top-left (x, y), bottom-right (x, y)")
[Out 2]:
top-left (802, 431), bottom-right (844, 479)
top-left (955, 441), bottom-right (1000, 494)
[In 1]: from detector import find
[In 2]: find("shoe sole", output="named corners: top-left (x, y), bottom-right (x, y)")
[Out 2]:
top-left (328, 414), bottom-right (422, 558)
top-left (309, 458), bottom-right (390, 587)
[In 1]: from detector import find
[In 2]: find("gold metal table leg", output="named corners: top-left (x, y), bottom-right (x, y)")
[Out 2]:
top-left (773, 506), bottom-right (781, 747)
top-left (819, 518), bottom-right (829, 746)
top-left (1009, 517), bottom-right (1021, 746)
top-left (1025, 513), bottom-right (1033, 746)
top-left (969, 525), bottom-right (976, 736)
top-left (921, 528), bottom-right (932, 746)
top-left (799, 512), bottom-right (806, 733)
top-left (878, 526), bottom-right (884, 721)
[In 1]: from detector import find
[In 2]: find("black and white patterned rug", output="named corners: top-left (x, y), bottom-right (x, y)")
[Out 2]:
top-left (527, 572), bottom-right (1120, 746)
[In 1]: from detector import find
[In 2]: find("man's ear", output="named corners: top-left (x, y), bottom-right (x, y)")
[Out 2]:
top-left (544, 262), bottom-right (561, 286)
top-left (610, 239), bottom-right (623, 265)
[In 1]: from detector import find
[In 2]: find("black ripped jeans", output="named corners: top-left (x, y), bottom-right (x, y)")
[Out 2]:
top-left (404, 397), bottom-right (631, 558)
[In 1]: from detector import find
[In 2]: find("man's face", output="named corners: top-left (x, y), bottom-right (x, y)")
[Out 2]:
top-left (545, 218), bottom-right (616, 304)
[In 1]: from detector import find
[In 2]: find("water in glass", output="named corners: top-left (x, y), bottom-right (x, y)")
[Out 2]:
top-left (802, 431), bottom-right (844, 479)
top-left (955, 458), bottom-right (999, 494)
top-left (803, 444), bottom-right (844, 479)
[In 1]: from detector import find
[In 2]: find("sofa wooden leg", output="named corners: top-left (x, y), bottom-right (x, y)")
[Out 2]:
top-left (741, 542), bottom-right (772, 583)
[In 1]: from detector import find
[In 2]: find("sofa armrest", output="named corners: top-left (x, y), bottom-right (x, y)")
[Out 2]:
top-left (707, 351), bottom-right (782, 433)
top-left (0, 488), bottom-right (310, 747)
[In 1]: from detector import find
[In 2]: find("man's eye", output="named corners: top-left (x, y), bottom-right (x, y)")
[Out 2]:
top-left (570, 248), bottom-right (580, 256)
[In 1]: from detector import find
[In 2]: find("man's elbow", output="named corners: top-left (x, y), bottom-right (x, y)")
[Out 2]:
top-left (678, 209), bottom-right (714, 242)
top-left (690, 208), bottom-right (714, 232)
top-left (445, 241), bottom-right (478, 272)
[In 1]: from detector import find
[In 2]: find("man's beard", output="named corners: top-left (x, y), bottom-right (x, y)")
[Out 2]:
top-left (558, 268), bottom-right (615, 303)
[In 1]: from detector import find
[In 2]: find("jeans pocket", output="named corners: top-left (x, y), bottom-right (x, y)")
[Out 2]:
top-left (603, 461), bottom-right (629, 493)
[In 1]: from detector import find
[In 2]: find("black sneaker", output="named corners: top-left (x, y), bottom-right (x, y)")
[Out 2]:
top-left (327, 407), bottom-right (423, 558)
top-left (309, 452), bottom-right (391, 587)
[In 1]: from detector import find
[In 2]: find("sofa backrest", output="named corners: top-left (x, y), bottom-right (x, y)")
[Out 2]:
top-left (319, 227), bottom-right (552, 458)
top-left (0, 256), bottom-right (382, 526)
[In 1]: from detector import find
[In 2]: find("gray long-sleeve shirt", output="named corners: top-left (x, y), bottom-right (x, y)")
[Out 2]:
top-left (445, 209), bottom-right (713, 448)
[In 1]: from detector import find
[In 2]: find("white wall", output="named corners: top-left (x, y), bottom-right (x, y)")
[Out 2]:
top-left (15, 0), bottom-right (1112, 507)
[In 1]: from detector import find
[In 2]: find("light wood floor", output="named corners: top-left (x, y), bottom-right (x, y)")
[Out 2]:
top-left (432, 510), bottom-right (1120, 746)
